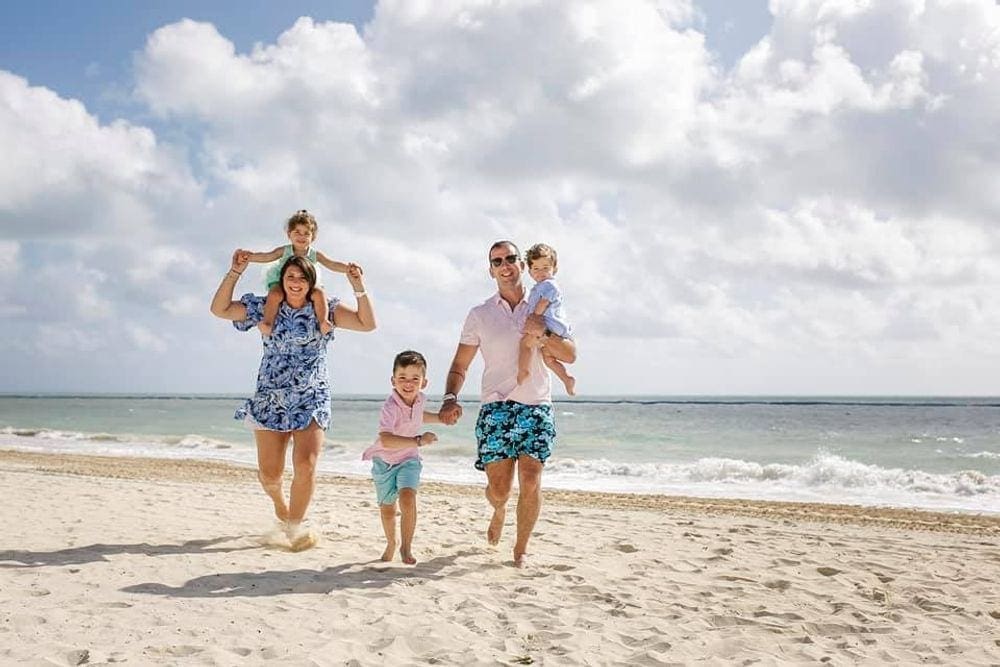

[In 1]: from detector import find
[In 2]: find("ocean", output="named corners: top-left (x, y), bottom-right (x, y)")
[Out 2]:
top-left (1, 394), bottom-right (997, 515)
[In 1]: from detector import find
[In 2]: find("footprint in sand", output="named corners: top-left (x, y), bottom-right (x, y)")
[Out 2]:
top-left (615, 543), bottom-right (639, 553)
top-left (817, 566), bottom-right (842, 577)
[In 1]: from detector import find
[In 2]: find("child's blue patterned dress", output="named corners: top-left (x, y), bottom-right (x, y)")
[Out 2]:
top-left (232, 293), bottom-right (339, 431)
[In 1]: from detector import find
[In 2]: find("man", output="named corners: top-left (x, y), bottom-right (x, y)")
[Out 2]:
top-left (438, 240), bottom-right (577, 567)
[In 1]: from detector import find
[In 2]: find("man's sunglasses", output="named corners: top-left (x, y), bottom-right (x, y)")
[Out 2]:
top-left (490, 254), bottom-right (520, 268)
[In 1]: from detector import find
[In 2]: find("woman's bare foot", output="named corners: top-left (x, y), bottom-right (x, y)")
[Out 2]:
top-left (285, 522), bottom-right (318, 552)
top-left (487, 506), bottom-right (506, 546)
top-left (513, 552), bottom-right (529, 568)
top-left (400, 549), bottom-right (417, 565)
top-left (380, 541), bottom-right (396, 562)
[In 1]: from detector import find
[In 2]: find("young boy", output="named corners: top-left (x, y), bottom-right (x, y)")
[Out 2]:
top-left (518, 243), bottom-right (576, 395)
top-left (361, 350), bottom-right (442, 565)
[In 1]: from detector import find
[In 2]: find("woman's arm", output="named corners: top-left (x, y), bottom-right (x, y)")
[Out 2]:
top-left (209, 250), bottom-right (251, 321)
top-left (315, 251), bottom-right (351, 274)
top-left (245, 247), bottom-right (284, 263)
top-left (330, 264), bottom-right (376, 331)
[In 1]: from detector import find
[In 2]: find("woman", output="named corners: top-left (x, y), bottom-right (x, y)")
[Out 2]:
top-left (210, 249), bottom-right (375, 550)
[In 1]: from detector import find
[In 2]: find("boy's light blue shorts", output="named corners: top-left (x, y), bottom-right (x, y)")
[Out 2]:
top-left (371, 458), bottom-right (422, 505)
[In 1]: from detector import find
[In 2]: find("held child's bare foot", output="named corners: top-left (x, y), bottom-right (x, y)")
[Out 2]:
top-left (319, 320), bottom-right (333, 335)
top-left (258, 321), bottom-right (274, 336)
top-left (380, 541), bottom-right (396, 562)
top-left (400, 549), bottom-right (417, 565)
top-left (486, 506), bottom-right (506, 546)
top-left (564, 376), bottom-right (576, 396)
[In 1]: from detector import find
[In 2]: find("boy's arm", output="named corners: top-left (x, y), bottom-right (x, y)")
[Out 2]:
top-left (422, 410), bottom-right (443, 425)
top-left (315, 251), bottom-right (350, 273)
top-left (245, 246), bottom-right (284, 263)
top-left (532, 297), bottom-right (550, 316)
top-left (377, 431), bottom-right (435, 448)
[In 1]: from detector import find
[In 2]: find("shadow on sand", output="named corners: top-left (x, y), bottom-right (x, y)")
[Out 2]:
top-left (0, 537), bottom-right (252, 568)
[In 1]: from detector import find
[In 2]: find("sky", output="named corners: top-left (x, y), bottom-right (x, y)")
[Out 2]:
top-left (1, 0), bottom-right (998, 397)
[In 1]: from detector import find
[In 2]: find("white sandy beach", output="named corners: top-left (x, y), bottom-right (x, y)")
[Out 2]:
top-left (1, 449), bottom-right (998, 665)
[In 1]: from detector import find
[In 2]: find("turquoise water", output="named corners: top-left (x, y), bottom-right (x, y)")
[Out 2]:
top-left (1, 394), bottom-right (998, 513)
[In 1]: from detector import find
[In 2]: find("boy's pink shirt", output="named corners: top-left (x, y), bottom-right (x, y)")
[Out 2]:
top-left (361, 391), bottom-right (427, 465)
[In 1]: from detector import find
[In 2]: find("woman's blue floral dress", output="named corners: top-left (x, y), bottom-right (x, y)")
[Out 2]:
top-left (232, 293), bottom-right (340, 431)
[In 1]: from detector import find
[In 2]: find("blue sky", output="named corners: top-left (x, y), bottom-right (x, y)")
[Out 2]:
top-left (2, 1), bottom-right (999, 395)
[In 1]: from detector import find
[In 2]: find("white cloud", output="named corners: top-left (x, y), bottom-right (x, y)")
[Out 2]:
top-left (3, 0), bottom-right (1000, 394)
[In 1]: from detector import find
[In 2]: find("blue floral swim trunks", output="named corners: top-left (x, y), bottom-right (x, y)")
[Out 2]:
top-left (474, 401), bottom-right (555, 471)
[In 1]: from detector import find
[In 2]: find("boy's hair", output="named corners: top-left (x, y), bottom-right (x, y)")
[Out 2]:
top-left (525, 243), bottom-right (557, 268)
top-left (286, 209), bottom-right (318, 238)
top-left (393, 350), bottom-right (427, 374)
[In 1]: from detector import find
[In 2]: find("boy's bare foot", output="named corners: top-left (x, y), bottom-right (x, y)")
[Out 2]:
top-left (487, 506), bottom-right (506, 545)
top-left (564, 377), bottom-right (576, 396)
top-left (258, 321), bottom-right (274, 336)
top-left (319, 320), bottom-right (333, 335)
top-left (400, 549), bottom-right (417, 565)
top-left (380, 542), bottom-right (396, 562)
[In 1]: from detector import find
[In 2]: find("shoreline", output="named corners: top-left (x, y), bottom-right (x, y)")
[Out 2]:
top-left (3, 449), bottom-right (997, 535)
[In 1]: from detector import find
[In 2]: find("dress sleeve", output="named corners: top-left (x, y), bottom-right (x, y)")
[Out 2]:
top-left (232, 294), bottom-right (266, 331)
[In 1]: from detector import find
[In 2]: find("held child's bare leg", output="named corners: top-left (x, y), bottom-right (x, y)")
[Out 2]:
top-left (312, 287), bottom-right (332, 334)
top-left (379, 502), bottom-right (398, 561)
top-left (517, 333), bottom-right (535, 385)
top-left (543, 350), bottom-right (576, 396)
top-left (398, 488), bottom-right (418, 565)
top-left (259, 284), bottom-right (283, 336)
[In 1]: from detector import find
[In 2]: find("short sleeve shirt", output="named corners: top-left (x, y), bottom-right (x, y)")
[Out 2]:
top-left (460, 293), bottom-right (552, 405)
top-left (361, 391), bottom-right (427, 464)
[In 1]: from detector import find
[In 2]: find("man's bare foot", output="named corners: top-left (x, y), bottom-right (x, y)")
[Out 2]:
top-left (487, 506), bottom-right (506, 546)
top-left (564, 376), bottom-right (576, 396)
top-left (319, 320), bottom-right (332, 335)
top-left (400, 549), bottom-right (417, 565)
top-left (259, 321), bottom-right (274, 336)
top-left (380, 542), bottom-right (396, 562)
top-left (513, 552), bottom-right (529, 568)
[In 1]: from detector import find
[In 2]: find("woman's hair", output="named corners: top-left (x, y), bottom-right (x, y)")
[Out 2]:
top-left (286, 209), bottom-right (319, 238)
top-left (393, 350), bottom-right (427, 374)
top-left (525, 243), bottom-right (557, 268)
top-left (279, 255), bottom-right (318, 301)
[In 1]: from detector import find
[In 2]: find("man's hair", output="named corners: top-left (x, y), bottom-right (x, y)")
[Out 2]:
top-left (286, 209), bottom-right (318, 238)
top-left (488, 239), bottom-right (520, 259)
top-left (525, 242), bottom-right (557, 268)
top-left (393, 350), bottom-right (428, 374)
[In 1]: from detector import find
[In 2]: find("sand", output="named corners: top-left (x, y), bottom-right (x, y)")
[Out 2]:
top-left (1, 449), bottom-right (998, 665)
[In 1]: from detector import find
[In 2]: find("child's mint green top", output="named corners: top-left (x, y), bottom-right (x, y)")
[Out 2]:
top-left (264, 245), bottom-right (322, 289)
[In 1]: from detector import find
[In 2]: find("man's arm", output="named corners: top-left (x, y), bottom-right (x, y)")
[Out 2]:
top-left (524, 313), bottom-right (576, 363)
top-left (439, 342), bottom-right (478, 424)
